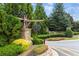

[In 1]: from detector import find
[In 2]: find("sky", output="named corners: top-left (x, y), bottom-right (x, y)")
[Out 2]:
top-left (32, 3), bottom-right (79, 21)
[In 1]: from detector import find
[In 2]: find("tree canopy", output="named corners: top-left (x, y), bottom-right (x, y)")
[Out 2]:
top-left (32, 4), bottom-right (48, 34)
top-left (5, 3), bottom-right (33, 19)
top-left (48, 3), bottom-right (73, 31)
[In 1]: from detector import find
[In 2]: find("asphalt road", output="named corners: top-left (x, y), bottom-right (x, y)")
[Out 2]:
top-left (45, 40), bottom-right (79, 56)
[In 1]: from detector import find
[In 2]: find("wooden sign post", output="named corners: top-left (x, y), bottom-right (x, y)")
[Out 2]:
top-left (20, 16), bottom-right (44, 41)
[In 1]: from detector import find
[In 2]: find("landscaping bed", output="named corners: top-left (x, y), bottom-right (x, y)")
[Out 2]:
top-left (0, 39), bottom-right (32, 56)
top-left (18, 44), bottom-right (48, 56)
top-left (32, 44), bottom-right (48, 56)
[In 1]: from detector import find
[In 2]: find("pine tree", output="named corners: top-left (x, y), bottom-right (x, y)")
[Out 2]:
top-left (4, 3), bottom-right (33, 19)
top-left (34, 3), bottom-right (47, 20)
top-left (33, 3), bottom-right (48, 34)
top-left (48, 3), bottom-right (72, 31)
top-left (0, 10), bottom-right (22, 45)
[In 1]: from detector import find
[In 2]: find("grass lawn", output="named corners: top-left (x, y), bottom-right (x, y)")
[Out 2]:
top-left (64, 37), bottom-right (79, 40)
top-left (47, 36), bottom-right (79, 41)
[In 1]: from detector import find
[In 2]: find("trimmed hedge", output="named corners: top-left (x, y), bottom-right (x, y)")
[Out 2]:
top-left (0, 35), bottom-right (8, 46)
top-left (37, 33), bottom-right (65, 39)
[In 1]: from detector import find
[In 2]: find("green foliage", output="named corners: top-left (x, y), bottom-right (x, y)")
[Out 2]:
top-left (26, 4), bottom-right (33, 19)
top-left (48, 3), bottom-right (72, 31)
top-left (73, 32), bottom-right (79, 35)
top-left (0, 10), bottom-right (8, 45)
top-left (72, 21), bottom-right (79, 32)
top-left (32, 3), bottom-right (48, 34)
top-left (5, 3), bottom-right (33, 19)
top-left (37, 33), bottom-right (65, 39)
top-left (6, 15), bottom-right (22, 40)
top-left (65, 27), bottom-right (73, 37)
top-left (0, 35), bottom-right (8, 46)
top-left (32, 22), bottom-right (48, 34)
top-left (0, 10), bottom-right (22, 43)
top-left (0, 44), bottom-right (23, 56)
top-left (32, 22), bottom-right (41, 34)
top-left (32, 36), bottom-right (44, 45)
top-left (34, 4), bottom-right (47, 20)
top-left (0, 4), bottom-right (5, 11)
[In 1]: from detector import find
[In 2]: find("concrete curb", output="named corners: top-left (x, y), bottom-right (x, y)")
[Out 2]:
top-left (18, 45), bottom-right (59, 56)
top-left (38, 46), bottom-right (59, 56)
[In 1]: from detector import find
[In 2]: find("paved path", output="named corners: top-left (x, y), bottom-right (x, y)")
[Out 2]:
top-left (45, 40), bottom-right (79, 56)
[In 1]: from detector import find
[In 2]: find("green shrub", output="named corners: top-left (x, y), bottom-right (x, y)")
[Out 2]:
top-left (33, 44), bottom-right (48, 55)
top-left (73, 32), bottom-right (79, 35)
top-left (37, 33), bottom-right (65, 39)
top-left (32, 36), bottom-right (44, 45)
top-left (65, 27), bottom-right (73, 37)
top-left (0, 44), bottom-right (23, 56)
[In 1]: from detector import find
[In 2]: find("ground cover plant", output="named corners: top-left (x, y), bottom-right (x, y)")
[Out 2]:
top-left (0, 44), bottom-right (23, 56)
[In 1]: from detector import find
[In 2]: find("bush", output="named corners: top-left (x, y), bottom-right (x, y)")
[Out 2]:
top-left (33, 44), bottom-right (48, 55)
top-left (37, 33), bottom-right (65, 39)
top-left (12, 39), bottom-right (32, 51)
top-left (65, 27), bottom-right (73, 37)
top-left (73, 32), bottom-right (79, 35)
top-left (0, 35), bottom-right (8, 46)
top-left (0, 44), bottom-right (23, 56)
top-left (32, 36), bottom-right (44, 45)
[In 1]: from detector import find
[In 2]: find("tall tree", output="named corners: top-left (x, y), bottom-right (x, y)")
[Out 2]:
top-left (48, 3), bottom-right (72, 31)
top-left (32, 3), bottom-right (48, 34)
top-left (72, 21), bottom-right (79, 32)
top-left (0, 10), bottom-right (22, 45)
top-left (34, 3), bottom-right (47, 20)
top-left (4, 3), bottom-right (33, 19)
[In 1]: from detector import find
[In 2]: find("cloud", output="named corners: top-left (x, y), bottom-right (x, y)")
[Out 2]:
top-left (65, 6), bottom-right (79, 21)
top-left (65, 6), bottom-right (79, 13)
